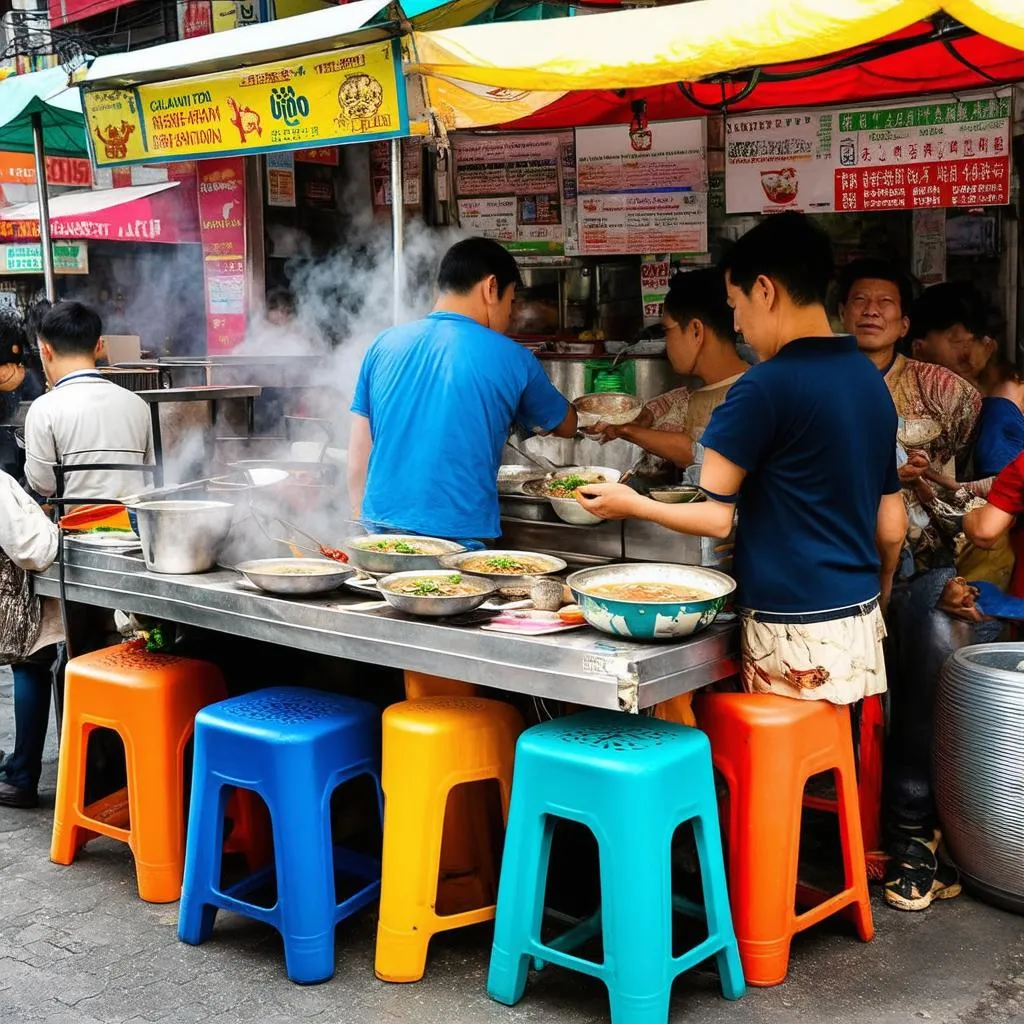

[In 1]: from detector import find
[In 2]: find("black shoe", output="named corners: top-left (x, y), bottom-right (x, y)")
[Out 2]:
top-left (0, 781), bottom-right (38, 809)
top-left (884, 828), bottom-right (962, 911)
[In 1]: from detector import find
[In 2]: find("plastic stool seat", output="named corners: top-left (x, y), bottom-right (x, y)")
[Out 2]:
top-left (178, 686), bottom-right (383, 984)
top-left (375, 696), bottom-right (524, 983)
top-left (695, 693), bottom-right (874, 987)
top-left (487, 711), bottom-right (744, 1024)
top-left (50, 643), bottom-right (228, 903)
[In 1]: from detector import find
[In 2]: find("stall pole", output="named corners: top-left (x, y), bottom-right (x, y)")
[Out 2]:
top-left (391, 137), bottom-right (405, 325)
top-left (30, 112), bottom-right (56, 302)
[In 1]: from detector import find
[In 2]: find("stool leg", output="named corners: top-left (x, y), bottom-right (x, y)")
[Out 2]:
top-left (50, 717), bottom-right (93, 866)
top-left (487, 806), bottom-right (554, 1007)
top-left (835, 744), bottom-right (874, 943)
top-left (692, 811), bottom-right (745, 1001)
top-left (128, 730), bottom-right (188, 903)
top-left (601, 814), bottom-right (673, 1024)
top-left (375, 775), bottom-right (448, 983)
top-left (724, 766), bottom-right (803, 987)
top-left (273, 787), bottom-right (338, 984)
top-left (178, 774), bottom-right (230, 946)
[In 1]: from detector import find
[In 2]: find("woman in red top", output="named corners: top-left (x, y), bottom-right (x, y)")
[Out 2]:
top-left (965, 451), bottom-right (1024, 598)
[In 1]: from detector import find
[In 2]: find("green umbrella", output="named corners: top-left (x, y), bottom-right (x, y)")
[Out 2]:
top-left (0, 66), bottom-right (87, 299)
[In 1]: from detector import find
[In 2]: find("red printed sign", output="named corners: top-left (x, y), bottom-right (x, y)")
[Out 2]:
top-left (0, 152), bottom-right (93, 187)
top-left (48, 0), bottom-right (139, 27)
top-left (198, 157), bottom-right (247, 354)
top-left (295, 147), bottom-right (340, 165)
top-left (178, 0), bottom-right (214, 38)
top-left (835, 157), bottom-right (1009, 212)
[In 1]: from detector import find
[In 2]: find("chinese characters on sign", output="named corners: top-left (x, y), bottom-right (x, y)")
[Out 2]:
top-left (198, 157), bottom-right (247, 354)
top-left (0, 242), bottom-right (89, 275)
top-left (575, 120), bottom-right (708, 256)
top-left (453, 133), bottom-right (567, 254)
top-left (82, 39), bottom-right (407, 167)
top-left (266, 151), bottom-right (296, 207)
top-left (370, 139), bottom-right (422, 210)
top-left (725, 91), bottom-right (1011, 214)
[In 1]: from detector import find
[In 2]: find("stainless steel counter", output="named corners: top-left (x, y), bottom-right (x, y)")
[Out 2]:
top-left (36, 548), bottom-right (739, 712)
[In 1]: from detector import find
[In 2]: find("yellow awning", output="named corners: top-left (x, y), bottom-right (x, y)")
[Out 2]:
top-left (407, 0), bottom-right (1023, 93)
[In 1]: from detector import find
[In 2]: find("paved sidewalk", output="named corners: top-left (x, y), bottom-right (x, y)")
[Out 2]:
top-left (1, 666), bottom-right (1022, 1024)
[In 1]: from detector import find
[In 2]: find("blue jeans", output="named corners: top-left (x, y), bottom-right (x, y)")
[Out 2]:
top-left (1, 649), bottom-right (56, 792)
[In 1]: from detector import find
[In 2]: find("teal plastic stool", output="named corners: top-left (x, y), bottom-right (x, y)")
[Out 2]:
top-left (487, 712), bottom-right (744, 1023)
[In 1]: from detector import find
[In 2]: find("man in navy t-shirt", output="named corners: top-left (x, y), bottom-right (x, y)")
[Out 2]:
top-left (348, 237), bottom-right (576, 543)
top-left (579, 212), bottom-right (907, 706)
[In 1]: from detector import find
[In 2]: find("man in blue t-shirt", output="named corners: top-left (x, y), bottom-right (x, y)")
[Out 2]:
top-left (579, 212), bottom-right (907, 706)
top-left (348, 237), bottom-right (576, 543)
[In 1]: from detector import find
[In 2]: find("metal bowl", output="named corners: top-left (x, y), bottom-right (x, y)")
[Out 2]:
top-left (234, 557), bottom-right (354, 596)
top-left (498, 465), bottom-right (546, 495)
top-left (567, 563), bottom-right (736, 640)
top-left (439, 549), bottom-right (567, 589)
top-left (345, 534), bottom-right (466, 574)
top-left (378, 570), bottom-right (497, 618)
top-left (574, 392), bottom-right (645, 428)
top-left (649, 485), bottom-right (706, 505)
top-left (499, 493), bottom-right (557, 523)
top-left (134, 500), bottom-right (234, 575)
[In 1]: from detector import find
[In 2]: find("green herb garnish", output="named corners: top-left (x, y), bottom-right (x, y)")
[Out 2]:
top-left (369, 540), bottom-right (418, 554)
top-left (486, 557), bottom-right (520, 570)
top-left (547, 474), bottom-right (591, 496)
top-left (407, 574), bottom-right (462, 597)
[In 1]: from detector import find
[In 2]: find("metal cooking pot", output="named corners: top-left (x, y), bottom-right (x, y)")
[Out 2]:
top-left (134, 500), bottom-right (234, 574)
top-left (935, 642), bottom-right (1024, 913)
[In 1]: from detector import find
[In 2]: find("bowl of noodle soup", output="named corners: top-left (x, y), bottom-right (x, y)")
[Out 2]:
top-left (566, 563), bottom-right (735, 640)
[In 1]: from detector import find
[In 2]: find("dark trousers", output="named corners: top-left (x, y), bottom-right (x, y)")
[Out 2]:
top-left (885, 567), bottom-right (1004, 836)
top-left (2, 647), bottom-right (57, 792)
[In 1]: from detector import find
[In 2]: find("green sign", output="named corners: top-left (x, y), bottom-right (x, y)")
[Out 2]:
top-left (0, 242), bottom-right (89, 275)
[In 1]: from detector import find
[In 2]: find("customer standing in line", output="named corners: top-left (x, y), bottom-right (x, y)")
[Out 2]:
top-left (0, 468), bottom-right (62, 808)
top-left (578, 212), bottom-right (907, 705)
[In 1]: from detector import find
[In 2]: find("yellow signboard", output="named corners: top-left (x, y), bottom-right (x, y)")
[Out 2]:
top-left (83, 38), bottom-right (408, 167)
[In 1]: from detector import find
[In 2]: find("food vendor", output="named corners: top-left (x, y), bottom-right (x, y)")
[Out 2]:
top-left (578, 212), bottom-right (906, 704)
top-left (590, 267), bottom-right (748, 477)
top-left (347, 237), bottom-right (577, 547)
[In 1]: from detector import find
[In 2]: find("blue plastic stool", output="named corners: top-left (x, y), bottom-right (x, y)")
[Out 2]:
top-left (178, 687), bottom-right (383, 984)
top-left (487, 711), bottom-right (745, 1023)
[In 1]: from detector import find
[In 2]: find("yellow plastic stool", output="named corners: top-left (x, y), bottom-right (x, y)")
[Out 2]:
top-left (403, 671), bottom-right (477, 699)
top-left (375, 696), bottom-right (524, 983)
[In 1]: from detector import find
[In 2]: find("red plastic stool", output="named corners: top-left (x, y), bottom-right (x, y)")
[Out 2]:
top-left (695, 693), bottom-right (874, 987)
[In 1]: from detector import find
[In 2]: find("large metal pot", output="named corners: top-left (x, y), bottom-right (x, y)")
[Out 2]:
top-left (134, 500), bottom-right (234, 574)
top-left (934, 642), bottom-right (1024, 913)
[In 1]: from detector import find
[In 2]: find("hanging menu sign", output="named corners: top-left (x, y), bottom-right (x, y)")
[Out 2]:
top-left (726, 90), bottom-right (1012, 214)
top-left (575, 119), bottom-right (708, 256)
top-left (453, 133), bottom-right (565, 254)
top-left (369, 138), bottom-right (422, 210)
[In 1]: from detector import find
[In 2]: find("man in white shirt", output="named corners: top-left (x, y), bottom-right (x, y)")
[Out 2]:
top-left (25, 301), bottom-right (154, 502)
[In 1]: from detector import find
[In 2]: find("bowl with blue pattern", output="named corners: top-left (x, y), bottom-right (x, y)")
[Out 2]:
top-left (566, 563), bottom-right (736, 641)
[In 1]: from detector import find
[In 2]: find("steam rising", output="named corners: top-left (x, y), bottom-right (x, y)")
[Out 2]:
top-left (183, 143), bottom-right (465, 552)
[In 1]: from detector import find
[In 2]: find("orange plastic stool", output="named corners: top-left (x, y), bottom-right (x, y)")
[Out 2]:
top-left (694, 693), bottom-right (874, 987)
top-left (50, 643), bottom-right (228, 903)
top-left (375, 696), bottom-right (524, 983)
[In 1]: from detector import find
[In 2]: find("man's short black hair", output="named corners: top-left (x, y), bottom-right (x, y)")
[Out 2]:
top-left (664, 267), bottom-right (736, 342)
top-left (0, 308), bottom-right (25, 365)
top-left (837, 258), bottom-right (914, 314)
top-left (719, 211), bottom-right (834, 308)
top-left (39, 300), bottom-right (103, 356)
top-left (266, 286), bottom-right (295, 314)
top-left (910, 282), bottom-right (990, 340)
top-left (437, 237), bottom-right (522, 296)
